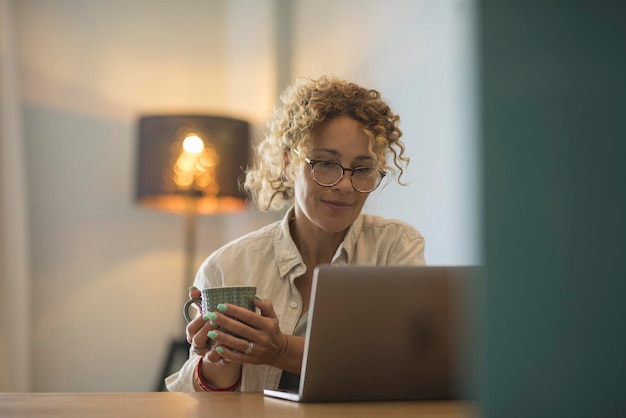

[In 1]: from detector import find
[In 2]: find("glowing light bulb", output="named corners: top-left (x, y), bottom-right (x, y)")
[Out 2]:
top-left (182, 134), bottom-right (204, 154)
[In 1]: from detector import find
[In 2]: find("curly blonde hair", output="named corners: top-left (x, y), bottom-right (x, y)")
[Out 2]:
top-left (244, 74), bottom-right (410, 212)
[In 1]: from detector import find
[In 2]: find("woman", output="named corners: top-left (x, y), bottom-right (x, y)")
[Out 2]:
top-left (165, 74), bottom-right (425, 392)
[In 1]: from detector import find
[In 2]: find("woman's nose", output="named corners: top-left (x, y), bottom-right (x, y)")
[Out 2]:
top-left (331, 171), bottom-right (354, 191)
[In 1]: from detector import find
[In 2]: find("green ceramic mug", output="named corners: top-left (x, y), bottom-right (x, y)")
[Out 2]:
top-left (183, 286), bottom-right (256, 336)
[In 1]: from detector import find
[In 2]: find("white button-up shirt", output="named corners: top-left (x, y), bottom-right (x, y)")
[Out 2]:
top-left (165, 207), bottom-right (425, 392)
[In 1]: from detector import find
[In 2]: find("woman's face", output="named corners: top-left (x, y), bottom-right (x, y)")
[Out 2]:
top-left (292, 116), bottom-right (375, 235)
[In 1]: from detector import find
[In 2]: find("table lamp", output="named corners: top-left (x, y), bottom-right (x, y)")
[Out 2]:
top-left (135, 115), bottom-right (250, 390)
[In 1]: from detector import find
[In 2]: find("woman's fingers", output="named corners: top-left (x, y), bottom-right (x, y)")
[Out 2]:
top-left (216, 301), bottom-right (277, 329)
top-left (188, 287), bottom-right (202, 299)
top-left (188, 297), bottom-right (285, 366)
top-left (254, 296), bottom-right (278, 319)
top-left (205, 300), bottom-right (286, 366)
top-left (187, 313), bottom-right (218, 352)
top-left (208, 305), bottom-right (278, 347)
top-left (204, 345), bottom-right (232, 365)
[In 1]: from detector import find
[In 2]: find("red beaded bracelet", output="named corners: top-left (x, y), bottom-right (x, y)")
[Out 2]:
top-left (195, 358), bottom-right (241, 392)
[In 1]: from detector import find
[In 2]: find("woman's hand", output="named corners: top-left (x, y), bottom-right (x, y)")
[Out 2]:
top-left (205, 297), bottom-right (303, 374)
top-left (185, 287), bottom-right (217, 358)
top-left (185, 288), bottom-right (241, 389)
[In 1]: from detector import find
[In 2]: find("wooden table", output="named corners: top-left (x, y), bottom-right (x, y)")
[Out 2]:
top-left (0, 392), bottom-right (476, 418)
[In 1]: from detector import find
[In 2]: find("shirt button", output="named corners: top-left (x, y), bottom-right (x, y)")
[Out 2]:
top-left (290, 302), bottom-right (298, 309)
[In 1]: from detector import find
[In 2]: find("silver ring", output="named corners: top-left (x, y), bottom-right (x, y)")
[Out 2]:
top-left (243, 341), bottom-right (254, 355)
top-left (192, 346), bottom-right (203, 355)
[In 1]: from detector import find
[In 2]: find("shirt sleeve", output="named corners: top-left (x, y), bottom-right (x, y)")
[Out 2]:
top-left (164, 353), bottom-right (200, 392)
top-left (389, 224), bottom-right (426, 265)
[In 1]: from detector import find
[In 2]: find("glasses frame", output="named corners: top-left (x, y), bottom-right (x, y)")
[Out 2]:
top-left (303, 157), bottom-right (386, 193)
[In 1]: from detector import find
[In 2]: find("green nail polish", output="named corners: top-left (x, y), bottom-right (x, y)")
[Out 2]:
top-left (215, 347), bottom-right (224, 354)
top-left (188, 285), bottom-right (198, 291)
top-left (254, 294), bottom-right (264, 301)
top-left (203, 312), bottom-right (218, 321)
top-left (217, 303), bottom-right (227, 312)
top-left (208, 331), bottom-right (218, 340)
top-left (209, 321), bottom-right (217, 327)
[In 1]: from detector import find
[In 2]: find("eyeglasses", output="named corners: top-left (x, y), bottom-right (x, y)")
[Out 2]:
top-left (304, 157), bottom-right (386, 193)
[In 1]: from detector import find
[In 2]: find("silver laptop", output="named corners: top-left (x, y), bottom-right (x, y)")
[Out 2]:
top-left (263, 264), bottom-right (478, 402)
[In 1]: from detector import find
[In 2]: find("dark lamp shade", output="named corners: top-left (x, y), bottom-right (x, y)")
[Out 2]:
top-left (135, 115), bottom-right (250, 215)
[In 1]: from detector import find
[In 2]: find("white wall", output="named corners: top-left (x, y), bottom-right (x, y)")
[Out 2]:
top-left (291, 0), bottom-right (479, 265)
top-left (16, 0), bottom-right (279, 392)
top-left (13, 0), bottom-right (478, 391)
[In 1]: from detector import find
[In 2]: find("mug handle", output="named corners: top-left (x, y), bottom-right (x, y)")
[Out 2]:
top-left (183, 298), bottom-right (202, 323)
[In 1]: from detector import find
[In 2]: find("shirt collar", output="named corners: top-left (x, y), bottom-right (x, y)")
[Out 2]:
top-left (273, 206), bottom-right (365, 274)
top-left (274, 207), bottom-right (303, 278)
top-left (334, 212), bottom-right (363, 263)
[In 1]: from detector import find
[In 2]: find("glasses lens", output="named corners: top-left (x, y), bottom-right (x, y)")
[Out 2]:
top-left (352, 168), bottom-right (382, 192)
top-left (309, 159), bottom-right (383, 192)
top-left (311, 161), bottom-right (343, 186)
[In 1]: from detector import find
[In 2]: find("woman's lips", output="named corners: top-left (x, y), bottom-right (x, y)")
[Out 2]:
top-left (322, 199), bottom-right (352, 210)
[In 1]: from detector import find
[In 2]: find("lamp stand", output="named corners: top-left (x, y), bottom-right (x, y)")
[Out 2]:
top-left (136, 115), bottom-right (250, 391)
top-left (183, 210), bottom-right (197, 304)
top-left (154, 210), bottom-right (197, 391)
